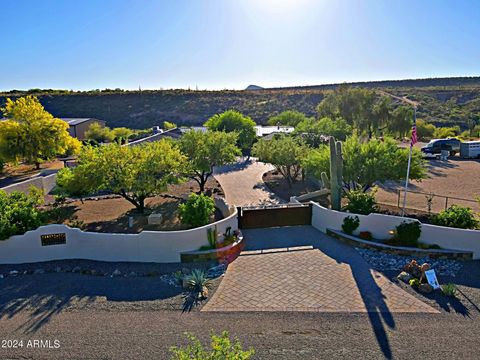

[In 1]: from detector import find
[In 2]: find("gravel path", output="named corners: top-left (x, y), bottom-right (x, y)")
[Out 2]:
top-left (0, 310), bottom-right (479, 359)
top-left (214, 160), bottom-right (285, 207)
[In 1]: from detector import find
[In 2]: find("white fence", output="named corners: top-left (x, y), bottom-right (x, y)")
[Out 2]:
top-left (1, 173), bottom-right (57, 195)
top-left (311, 202), bottom-right (480, 259)
top-left (0, 199), bottom-right (238, 265)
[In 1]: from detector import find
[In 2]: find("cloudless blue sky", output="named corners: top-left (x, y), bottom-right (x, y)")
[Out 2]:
top-left (1, 0), bottom-right (479, 90)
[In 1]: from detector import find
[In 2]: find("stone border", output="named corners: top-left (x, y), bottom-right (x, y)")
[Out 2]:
top-left (326, 228), bottom-right (473, 260)
top-left (180, 237), bottom-right (245, 264)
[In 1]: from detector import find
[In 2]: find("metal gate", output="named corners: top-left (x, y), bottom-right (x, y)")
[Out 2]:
top-left (238, 203), bottom-right (312, 229)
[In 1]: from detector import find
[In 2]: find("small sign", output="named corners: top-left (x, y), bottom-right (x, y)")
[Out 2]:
top-left (41, 233), bottom-right (66, 246)
top-left (425, 269), bottom-right (440, 290)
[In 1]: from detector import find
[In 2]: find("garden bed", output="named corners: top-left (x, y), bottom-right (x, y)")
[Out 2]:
top-left (327, 228), bottom-right (473, 260)
top-left (181, 236), bottom-right (245, 263)
top-left (44, 177), bottom-right (225, 233)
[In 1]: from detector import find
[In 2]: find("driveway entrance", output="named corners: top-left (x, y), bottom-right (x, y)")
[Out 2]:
top-left (202, 226), bottom-right (437, 313)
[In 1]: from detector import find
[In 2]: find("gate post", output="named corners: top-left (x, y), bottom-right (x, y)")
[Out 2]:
top-left (237, 206), bottom-right (243, 229)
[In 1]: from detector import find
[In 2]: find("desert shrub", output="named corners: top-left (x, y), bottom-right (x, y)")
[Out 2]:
top-left (441, 283), bottom-right (457, 297)
top-left (179, 193), bottom-right (215, 227)
top-left (170, 331), bottom-right (255, 360)
top-left (431, 205), bottom-right (479, 229)
top-left (359, 231), bottom-right (372, 240)
top-left (0, 188), bottom-right (44, 240)
top-left (183, 269), bottom-right (211, 293)
top-left (341, 215), bottom-right (360, 235)
top-left (395, 221), bottom-right (422, 247)
top-left (343, 189), bottom-right (378, 215)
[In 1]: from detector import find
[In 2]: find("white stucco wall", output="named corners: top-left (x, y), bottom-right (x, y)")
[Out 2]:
top-left (0, 199), bottom-right (238, 265)
top-left (311, 202), bottom-right (480, 259)
top-left (1, 173), bottom-right (58, 195)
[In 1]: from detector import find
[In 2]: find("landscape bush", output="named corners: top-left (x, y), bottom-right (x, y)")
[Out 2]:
top-left (179, 193), bottom-right (215, 227)
top-left (431, 205), bottom-right (479, 229)
top-left (0, 188), bottom-right (44, 240)
top-left (395, 221), bottom-right (422, 247)
top-left (441, 283), bottom-right (457, 297)
top-left (341, 215), bottom-right (360, 235)
top-left (170, 331), bottom-right (255, 360)
top-left (343, 189), bottom-right (378, 215)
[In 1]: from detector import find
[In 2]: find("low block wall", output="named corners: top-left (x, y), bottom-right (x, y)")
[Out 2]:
top-left (1, 173), bottom-right (58, 195)
top-left (311, 202), bottom-right (480, 260)
top-left (0, 198), bottom-right (238, 265)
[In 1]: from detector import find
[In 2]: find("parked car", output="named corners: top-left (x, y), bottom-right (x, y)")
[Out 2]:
top-left (421, 138), bottom-right (461, 157)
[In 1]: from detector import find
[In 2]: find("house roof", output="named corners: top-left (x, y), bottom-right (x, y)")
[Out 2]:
top-left (60, 118), bottom-right (104, 126)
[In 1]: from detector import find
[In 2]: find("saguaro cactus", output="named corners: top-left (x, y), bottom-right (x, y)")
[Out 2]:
top-left (320, 137), bottom-right (343, 210)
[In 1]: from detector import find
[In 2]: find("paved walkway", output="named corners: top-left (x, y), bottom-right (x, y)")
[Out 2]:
top-left (203, 226), bottom-right (438, 313)
top-left (213, 160), bottom-right (284, 207)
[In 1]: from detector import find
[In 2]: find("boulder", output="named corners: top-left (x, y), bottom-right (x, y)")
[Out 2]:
top-left (148, 213), bottom-right (163, 225)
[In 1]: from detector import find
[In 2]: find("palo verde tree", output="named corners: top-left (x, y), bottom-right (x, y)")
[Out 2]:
top-left (252, 135), bottom-right (309, 187)
top-left (302, 135), bottom-right (426, 192)
top-left (178, 130), bottom-right (240, 193)
top-left (204, 110), bottom-right (256, 155)
top-left (56, 140), bottom-right (186, 213)
top-left (0, 96), bottom-right (81, 169)
top-left (267, 110), bottom-right (310, 127)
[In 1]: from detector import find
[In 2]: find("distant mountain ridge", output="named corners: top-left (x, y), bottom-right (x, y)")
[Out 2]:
top-left (1, 76), bottom-right (479, 129)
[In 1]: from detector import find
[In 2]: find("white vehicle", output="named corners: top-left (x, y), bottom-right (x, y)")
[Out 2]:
top-left (460, 141), bottom-right (480, 159)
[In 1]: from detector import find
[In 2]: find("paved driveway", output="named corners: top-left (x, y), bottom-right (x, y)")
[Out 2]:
top-left (214, 160), bottom-right (284, 206)
top-left (203, 226), bottom-right (437, 313)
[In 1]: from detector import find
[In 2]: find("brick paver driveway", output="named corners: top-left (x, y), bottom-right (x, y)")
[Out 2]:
top-left (214, 160), bottom-right (284, 206)
top-left (203, 226), bottom-right (438, 313)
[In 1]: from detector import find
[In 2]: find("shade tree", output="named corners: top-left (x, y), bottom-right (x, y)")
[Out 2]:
top-left (0, 96), bottom-right (81, 169)
top-left (178, 130), bottom-right (240, 193)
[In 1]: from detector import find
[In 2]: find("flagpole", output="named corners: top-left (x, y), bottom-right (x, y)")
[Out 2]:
top-left (401, 106), bottom-right (417, 216)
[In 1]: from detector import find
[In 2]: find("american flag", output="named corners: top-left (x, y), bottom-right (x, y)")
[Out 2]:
top-left (410, 120), bottom-right (417, 146)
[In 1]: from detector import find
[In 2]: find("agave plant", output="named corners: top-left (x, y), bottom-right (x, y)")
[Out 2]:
top-left (183, 269), bottom-right (212, 299)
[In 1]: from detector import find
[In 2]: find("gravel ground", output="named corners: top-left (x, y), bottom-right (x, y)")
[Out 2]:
top-left (377, 157), bottom-right (480, 213)
top-left (355, 248), bottom-right (464, 276)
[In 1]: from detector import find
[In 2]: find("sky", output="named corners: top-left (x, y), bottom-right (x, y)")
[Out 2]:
top-left (1, 0), bottom-right (479, 91)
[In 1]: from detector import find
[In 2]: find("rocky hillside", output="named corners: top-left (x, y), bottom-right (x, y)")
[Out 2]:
top-left (1, 76), bottom-right (479, 129)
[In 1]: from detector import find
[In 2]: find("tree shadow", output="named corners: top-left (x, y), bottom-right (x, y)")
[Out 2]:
top-left (0, 273), bottom-right (183, 334)
top-left (213, 158), bottom-right (254, 176)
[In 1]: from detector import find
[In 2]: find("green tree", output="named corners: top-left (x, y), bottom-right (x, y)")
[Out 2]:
top-left (178, 193), bottom-right (215, 227)
top-left (204, 110), bottom-right (256, 155)
top-left (179, 130), bottom-right (240, 193)
top-left (56, 140), bottom-right (186, 213)
top-left (252, 136), bottom-right (308, 187)
top-left (295, 116), bottom-right (352, 144)
top-left (317, 86), bottom-right (380, 136)
top-left (0, 96), bottom-right (81, 169)
top-left (84, 122), bottom-right (114, 143)
top-left (433, 126), bottom-right (460, 139)
top-left (0, 187), bottom-right (44, 240)
top-left (267, 110), bottom-right (309, 127)
top-left (111, 127), bottom-right (133, 144)
top-left (163, 121), bottom-right (176, 130)
top-left (302, 135), bottom-right (426, 192)
top-left (416, 119), bottom-right (436, 141)
top-left (170, 331), bottom-right (254, 360)
top-left (388, 106), bottom-right (414, 139)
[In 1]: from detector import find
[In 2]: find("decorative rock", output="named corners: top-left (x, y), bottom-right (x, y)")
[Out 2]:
top-left (72, 266), bottom-right (81, 273)
top-left (34, 269), bottom-right (45, 275)
top-left (112, 269), bottom-right (121, 277)
top-left (9, 270), bottom-right (19, 276)
top-left (148, 213), bottom-right (163, 225)
top-left (55, 266), bottom-right (62, 273)
top-left (90, 270), bottom-right (98, 276)
top-left (128, 271), bottom-right (137, 277)
top-left (397, 271), bottom-right (412, 283)
top-left (418, 283), bottom-right (434, 294)
top-left (0, 274), bottom-right (4, 279)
